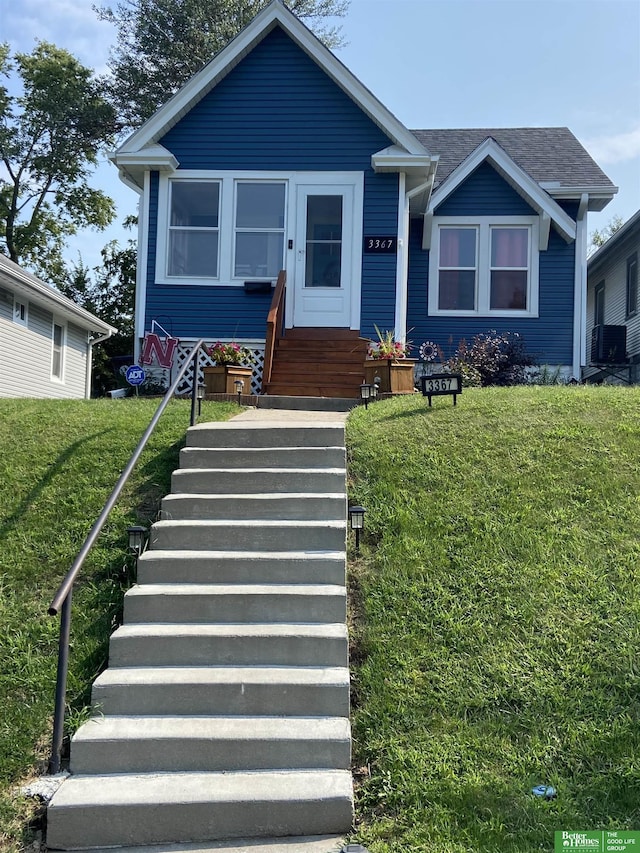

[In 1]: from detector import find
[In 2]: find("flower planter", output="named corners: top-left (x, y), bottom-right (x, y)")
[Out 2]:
top-left (363, 359), bottom-right (417, 394)
top-left (203, 365), bottom-right (253, 395)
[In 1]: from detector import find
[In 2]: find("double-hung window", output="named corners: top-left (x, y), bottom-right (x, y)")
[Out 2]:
top-left (167, 181), bottom-right (220, 278)
top-left (429, 216), bottom-right (539, 317)
top-left (52, 322), bottom-right (65, 381)
top-left (159, 174), bottom-right (287, 285)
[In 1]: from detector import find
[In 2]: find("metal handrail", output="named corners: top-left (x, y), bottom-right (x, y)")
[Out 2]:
top-left (47, 339), bottom-right (206, 773)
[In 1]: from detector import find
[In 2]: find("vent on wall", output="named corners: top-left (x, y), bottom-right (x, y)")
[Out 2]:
top-left (591, 325), bottom-right (627, 364)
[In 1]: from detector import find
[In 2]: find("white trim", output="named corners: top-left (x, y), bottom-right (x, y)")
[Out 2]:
top-left (539, 213), bottom-right (551, 251)
top-left (115, 0), bottom-right (429, 187)
top-left (428, 138), bottom-right (577, 244)
top-left (573, 196), bottom-right (588, 378)
top-left (135, 171), bottom-right (151, 357)
top-left (428, 215), bottom-right (540, 318)
top-left (155, 170), bottom-right (361, 289)
top-left (394, 173), bottom-right (409, 342)
top-left (543, 185), bottom-right (618, 213)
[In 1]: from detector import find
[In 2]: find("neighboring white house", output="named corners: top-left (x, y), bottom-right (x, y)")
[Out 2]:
top-left (585, 210), bottom-right (640, 383)
top-left (0, 255), bottom-right (116, 398)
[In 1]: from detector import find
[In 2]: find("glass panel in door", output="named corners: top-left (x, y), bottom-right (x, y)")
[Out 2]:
top-left (304, 195), bottom-right (343, 288)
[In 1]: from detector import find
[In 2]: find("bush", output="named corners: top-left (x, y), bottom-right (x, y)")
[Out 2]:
top-left (442, 331), bottom-right (536, 386)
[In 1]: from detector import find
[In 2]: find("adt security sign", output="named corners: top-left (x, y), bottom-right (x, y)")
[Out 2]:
top-left (126, 365), bottom-right (146, 386)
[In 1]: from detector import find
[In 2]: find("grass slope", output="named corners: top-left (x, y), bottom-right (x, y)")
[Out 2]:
top-left (347, 387), bottom-right (640, 852)
top-left (0, 398), bottom-right (237, 851)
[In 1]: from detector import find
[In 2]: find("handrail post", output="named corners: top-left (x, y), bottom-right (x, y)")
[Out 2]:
top-left (190, 345), bottom-right (200, 427)
top-left (47, 340), bottom-right (206, 773)
top-left (49, 590), bottom-right (72, 774)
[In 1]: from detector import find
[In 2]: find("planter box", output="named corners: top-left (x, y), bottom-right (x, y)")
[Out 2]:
top-left (363, 359), bottom-right (417, 394)
top-left (203, 365), bottom-right (253, 395)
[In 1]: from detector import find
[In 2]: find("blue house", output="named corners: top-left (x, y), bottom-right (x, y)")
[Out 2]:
top-left (110, 0), bottom-right (617, 394)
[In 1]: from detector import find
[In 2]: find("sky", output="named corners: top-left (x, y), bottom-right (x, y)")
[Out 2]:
top-left (1, 0), bottom-right (639, 271)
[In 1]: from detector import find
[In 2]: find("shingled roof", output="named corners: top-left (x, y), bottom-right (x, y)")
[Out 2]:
top-left (411, 127), bottom-right (615, 190)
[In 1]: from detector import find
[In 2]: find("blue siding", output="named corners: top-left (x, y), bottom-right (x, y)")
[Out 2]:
top-left (145, 26), bottom-right (397, 339)
top-left (435, 162), bottom-right (534, 216)
top-left (160, 27), bottom-right (391, 171)
top-left (407, 222), bottom-right (577, 366)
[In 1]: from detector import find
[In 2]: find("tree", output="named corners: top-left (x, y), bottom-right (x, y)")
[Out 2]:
top-left (0, 42), bottom-right (118, 282)
top-left (588, 215), bottom-right (624, 256)
top-left (58, 218), bottom-right (137, 394)
top-left (96, 0), bottom-right (349, 128)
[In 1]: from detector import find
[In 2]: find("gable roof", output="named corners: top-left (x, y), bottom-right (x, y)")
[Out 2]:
top-left (113, 0), bottom-right (432, 186)
top-left (0, 255), bottom-right (116, 335)
top-left (588, 209), bottom-right (640, 273)
top-left (413, 127), bottom-right (617, 211)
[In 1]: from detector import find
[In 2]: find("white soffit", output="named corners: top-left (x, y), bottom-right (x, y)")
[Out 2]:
top-left (429, 138), bottom-right (577, 242)
top-left (115, 0), bottom-right (430, 162)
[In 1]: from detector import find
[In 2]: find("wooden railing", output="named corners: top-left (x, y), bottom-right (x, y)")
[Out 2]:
top-left (262, 269), bottom-right (286, 390)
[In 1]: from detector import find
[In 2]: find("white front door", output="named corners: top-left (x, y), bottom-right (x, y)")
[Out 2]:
top-left (291, 182), bottom-right (362, 328)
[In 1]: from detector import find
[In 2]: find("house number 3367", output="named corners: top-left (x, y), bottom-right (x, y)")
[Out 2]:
top-left (364, 237), bottom-right (396, 253)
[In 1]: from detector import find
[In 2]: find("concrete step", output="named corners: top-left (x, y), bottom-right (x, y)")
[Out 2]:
top-left (186, 423), bottom-right (345, 449)
top-left (123, 584), bottom-right (346, 625)
top-left (47, 769), bottom-right (354, 849)
top-left (179, 447), bottom-right (346, 470)
top-left (76, 838), bottom-right (345, 853)
top-left (91, 666), bottom-right (351, 716)
top-left (149, 520), bottom-right (346, 552)
top-left (160, 493), bottom-right (346, 522)
top-left (137, 551), bottom-right (345, 585)
top-left (109, 623), bottom-right (348, 667)
top-left (71, 716), bottom-right (351, 774)
top-left (171, 468), bottom-right (346, 495)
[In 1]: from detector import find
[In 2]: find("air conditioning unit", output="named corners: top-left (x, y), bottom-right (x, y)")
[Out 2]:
top-left (591, 325), bottom-right (627, 364)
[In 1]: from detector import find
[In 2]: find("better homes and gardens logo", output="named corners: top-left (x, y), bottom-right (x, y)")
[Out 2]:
top-left (555, 831), bottom-right (639, 852)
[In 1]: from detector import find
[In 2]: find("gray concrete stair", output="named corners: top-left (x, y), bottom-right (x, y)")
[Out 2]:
top-left (160, 493), bottom-right (346, 521)
top-left (136, 550), bottom-right (346, 585)
top-left (47, 420), bottom-right (353, 849)
top-left (150, 519), bottom-right (346, 552)
top-left (91, 665), bottom-right (350, 716)
top-left (123, 584), bottom-right (347, 624)
top-left (71, 716), bottom-right (351, 773)
top-left (179, 446), bottom-right (346, 470)
top-left (109, 623), bottom-right (348, 667)
top-left (47, 770), bottom-right (354, 849)
top-left (172, 468), bottom-right (346, 494)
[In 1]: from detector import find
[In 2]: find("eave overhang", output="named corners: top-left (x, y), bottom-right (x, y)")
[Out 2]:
top-left (109, 145), bottom-right (179, 192)
top-left (372, 145), bottom-right (439, 214)
top-left (0, 256), bottom-right (117, 335)
top-left (539, 183), bottom-right (619, 212)
top-left (428, 138), bottom-right (578, 243)
top-left (113, 0), bottom-right (431, 190)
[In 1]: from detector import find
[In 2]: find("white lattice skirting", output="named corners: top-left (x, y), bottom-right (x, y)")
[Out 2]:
top-left (143, 341), bottom-right (266, 396)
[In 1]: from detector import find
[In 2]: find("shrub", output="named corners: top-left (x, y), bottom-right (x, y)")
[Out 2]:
top-left (442, 331), bottom-right (536, 386)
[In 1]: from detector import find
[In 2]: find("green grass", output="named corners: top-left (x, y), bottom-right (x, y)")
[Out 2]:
top-left (0, 397), bottom-right (237, 851)
top-left (346, 386), bottom-right (640, 852)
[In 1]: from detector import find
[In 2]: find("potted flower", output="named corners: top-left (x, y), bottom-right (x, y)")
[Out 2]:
top-left (363, 326), bottom-right (417, 394)
top-left (203, 341), bottom-right (254, 395)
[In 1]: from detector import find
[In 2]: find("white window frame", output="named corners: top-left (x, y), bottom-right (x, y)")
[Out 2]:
top-left (156, 171), bottom-right (289, 286)
top-left (13, 298), bottom-right (28, 327)
top-left (232, 180), bottom-right (287, 280)
top-left (428, 215), bottom-right (540, 318)
top-left (51, 320), bottom-right (66, 382)
top-left (166, 178), bottom-right (221, 280)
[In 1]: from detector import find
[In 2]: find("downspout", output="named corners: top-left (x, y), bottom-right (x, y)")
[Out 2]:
top-left (86, 328), bottom-right (114, 399)
top-left (134, 172), bottom-right (148, 363)
top-left (394, 173), bottom-right (409, 342)
top-left (573, 193), bottom-right (589, 379)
